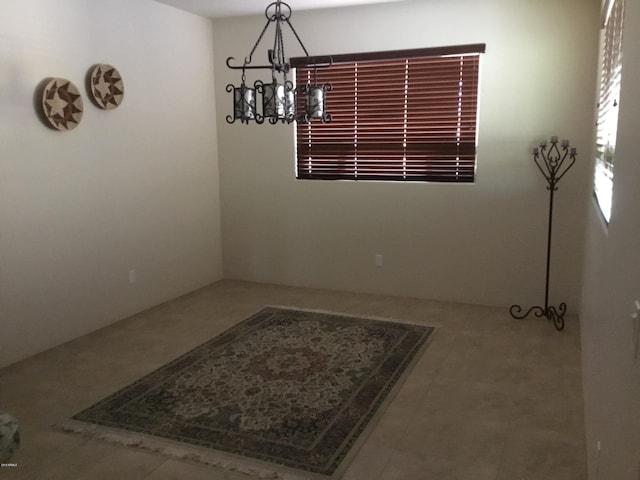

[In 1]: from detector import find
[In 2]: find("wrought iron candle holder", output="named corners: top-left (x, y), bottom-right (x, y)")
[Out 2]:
top-left (510, 136), bottom-right (577, 331)
top-left (225, 0), bottom-right (332, 125)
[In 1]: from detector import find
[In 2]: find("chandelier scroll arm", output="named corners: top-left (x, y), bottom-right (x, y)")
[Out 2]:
top-left (226, 57), bottom-right (282, 71)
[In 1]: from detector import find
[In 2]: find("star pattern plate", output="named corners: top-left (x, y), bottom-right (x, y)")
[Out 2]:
top-left (89, 64), bottom-right (124, 110)
top-left (41, 78), bottom-right (83, 131)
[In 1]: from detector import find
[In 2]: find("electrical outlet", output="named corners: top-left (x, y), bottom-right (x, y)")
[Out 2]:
top-left (128, 269), bottom-right (136, 284)
top-left (632, 300), bottom-right (640, 360)
top-left (375, 254), bottom-right (383, 267)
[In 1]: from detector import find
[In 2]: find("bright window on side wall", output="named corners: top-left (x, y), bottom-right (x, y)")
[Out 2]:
top-left (594, 0), bottom-right (625, 223)
top-left (291, 44), bottom-right (485, 182)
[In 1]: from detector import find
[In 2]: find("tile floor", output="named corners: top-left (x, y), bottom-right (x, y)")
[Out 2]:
top-left (0, 280), bottom-right (587, 480)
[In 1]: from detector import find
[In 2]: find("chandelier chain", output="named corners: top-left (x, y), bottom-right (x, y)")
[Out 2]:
top-left (277, 16), bottom-right (287, 82)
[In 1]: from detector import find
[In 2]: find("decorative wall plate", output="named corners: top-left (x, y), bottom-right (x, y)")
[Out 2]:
top-left (89, 64), bottom-right (124, 109)
top-left (41, 78), bottom-right (83, 131)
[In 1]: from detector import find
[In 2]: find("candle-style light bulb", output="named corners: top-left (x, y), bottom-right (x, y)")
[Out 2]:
top-left (533, 147), bottom-right (539, 155)
top-left (550, 136), bottom-right (558, 143)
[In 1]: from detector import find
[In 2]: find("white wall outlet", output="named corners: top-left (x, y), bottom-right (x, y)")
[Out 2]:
top-left (375, 254), bottom-right (383, 267)
top-left (128, 269), bottom-right (136, 284)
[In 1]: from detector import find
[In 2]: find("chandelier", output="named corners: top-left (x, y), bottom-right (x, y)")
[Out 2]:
top-left (225, 0), bottom-right (332, 125)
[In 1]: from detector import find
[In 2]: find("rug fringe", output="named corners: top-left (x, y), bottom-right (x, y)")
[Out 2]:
top-left (53, 419), bottom-right (324, 479)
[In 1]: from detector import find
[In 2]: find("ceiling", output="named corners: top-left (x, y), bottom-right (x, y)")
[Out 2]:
top-left (153, 0), bottom-right (409, 18)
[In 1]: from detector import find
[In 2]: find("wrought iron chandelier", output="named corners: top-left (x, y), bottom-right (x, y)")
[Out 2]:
top-left (225, 0), bottom-right (332, 125)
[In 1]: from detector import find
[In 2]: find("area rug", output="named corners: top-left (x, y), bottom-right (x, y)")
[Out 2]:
top-left (58, 307), bottom-right (436, 479)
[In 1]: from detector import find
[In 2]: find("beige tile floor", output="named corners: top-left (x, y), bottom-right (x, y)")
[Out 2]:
top-left (0, 280), bottom-right (586, 480)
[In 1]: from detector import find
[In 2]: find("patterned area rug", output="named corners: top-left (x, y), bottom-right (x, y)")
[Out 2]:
top-left (60, 307), bottom-right (436, 478)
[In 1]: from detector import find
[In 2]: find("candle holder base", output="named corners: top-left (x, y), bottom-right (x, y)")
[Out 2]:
top-left (509, 303), bottom-right (566, 331)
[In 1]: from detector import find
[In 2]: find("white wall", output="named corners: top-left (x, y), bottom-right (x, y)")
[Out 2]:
top-left (0, 0), bottom-right (223, 367)
top-left (213, 0), bottom-right (599, 310)
top-left (580, 0), bottom-right (640, 477)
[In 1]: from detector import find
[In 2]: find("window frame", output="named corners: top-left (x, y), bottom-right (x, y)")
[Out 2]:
top-left (593, 0), bottom-right (625, 223)
top-left (291, 44), bottom-right (485, 183)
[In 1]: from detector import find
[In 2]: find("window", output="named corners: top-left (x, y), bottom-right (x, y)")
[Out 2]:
top-left (291, 44), bottom-right (485, 182)
top-left (594, 0), bottom-right (625, 223)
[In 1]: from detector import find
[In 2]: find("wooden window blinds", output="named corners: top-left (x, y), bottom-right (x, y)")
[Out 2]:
top-left (292, 44), bottom-right (485, 182)
top-left (594, 0), bottom-right (625, 222)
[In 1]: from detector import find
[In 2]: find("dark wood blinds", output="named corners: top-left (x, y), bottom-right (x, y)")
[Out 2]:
top-left (293, 44), bottom-right (485, 182)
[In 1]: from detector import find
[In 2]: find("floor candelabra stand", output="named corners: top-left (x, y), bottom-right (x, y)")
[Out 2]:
top-left (510, 136), bottom-right (577, 331)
